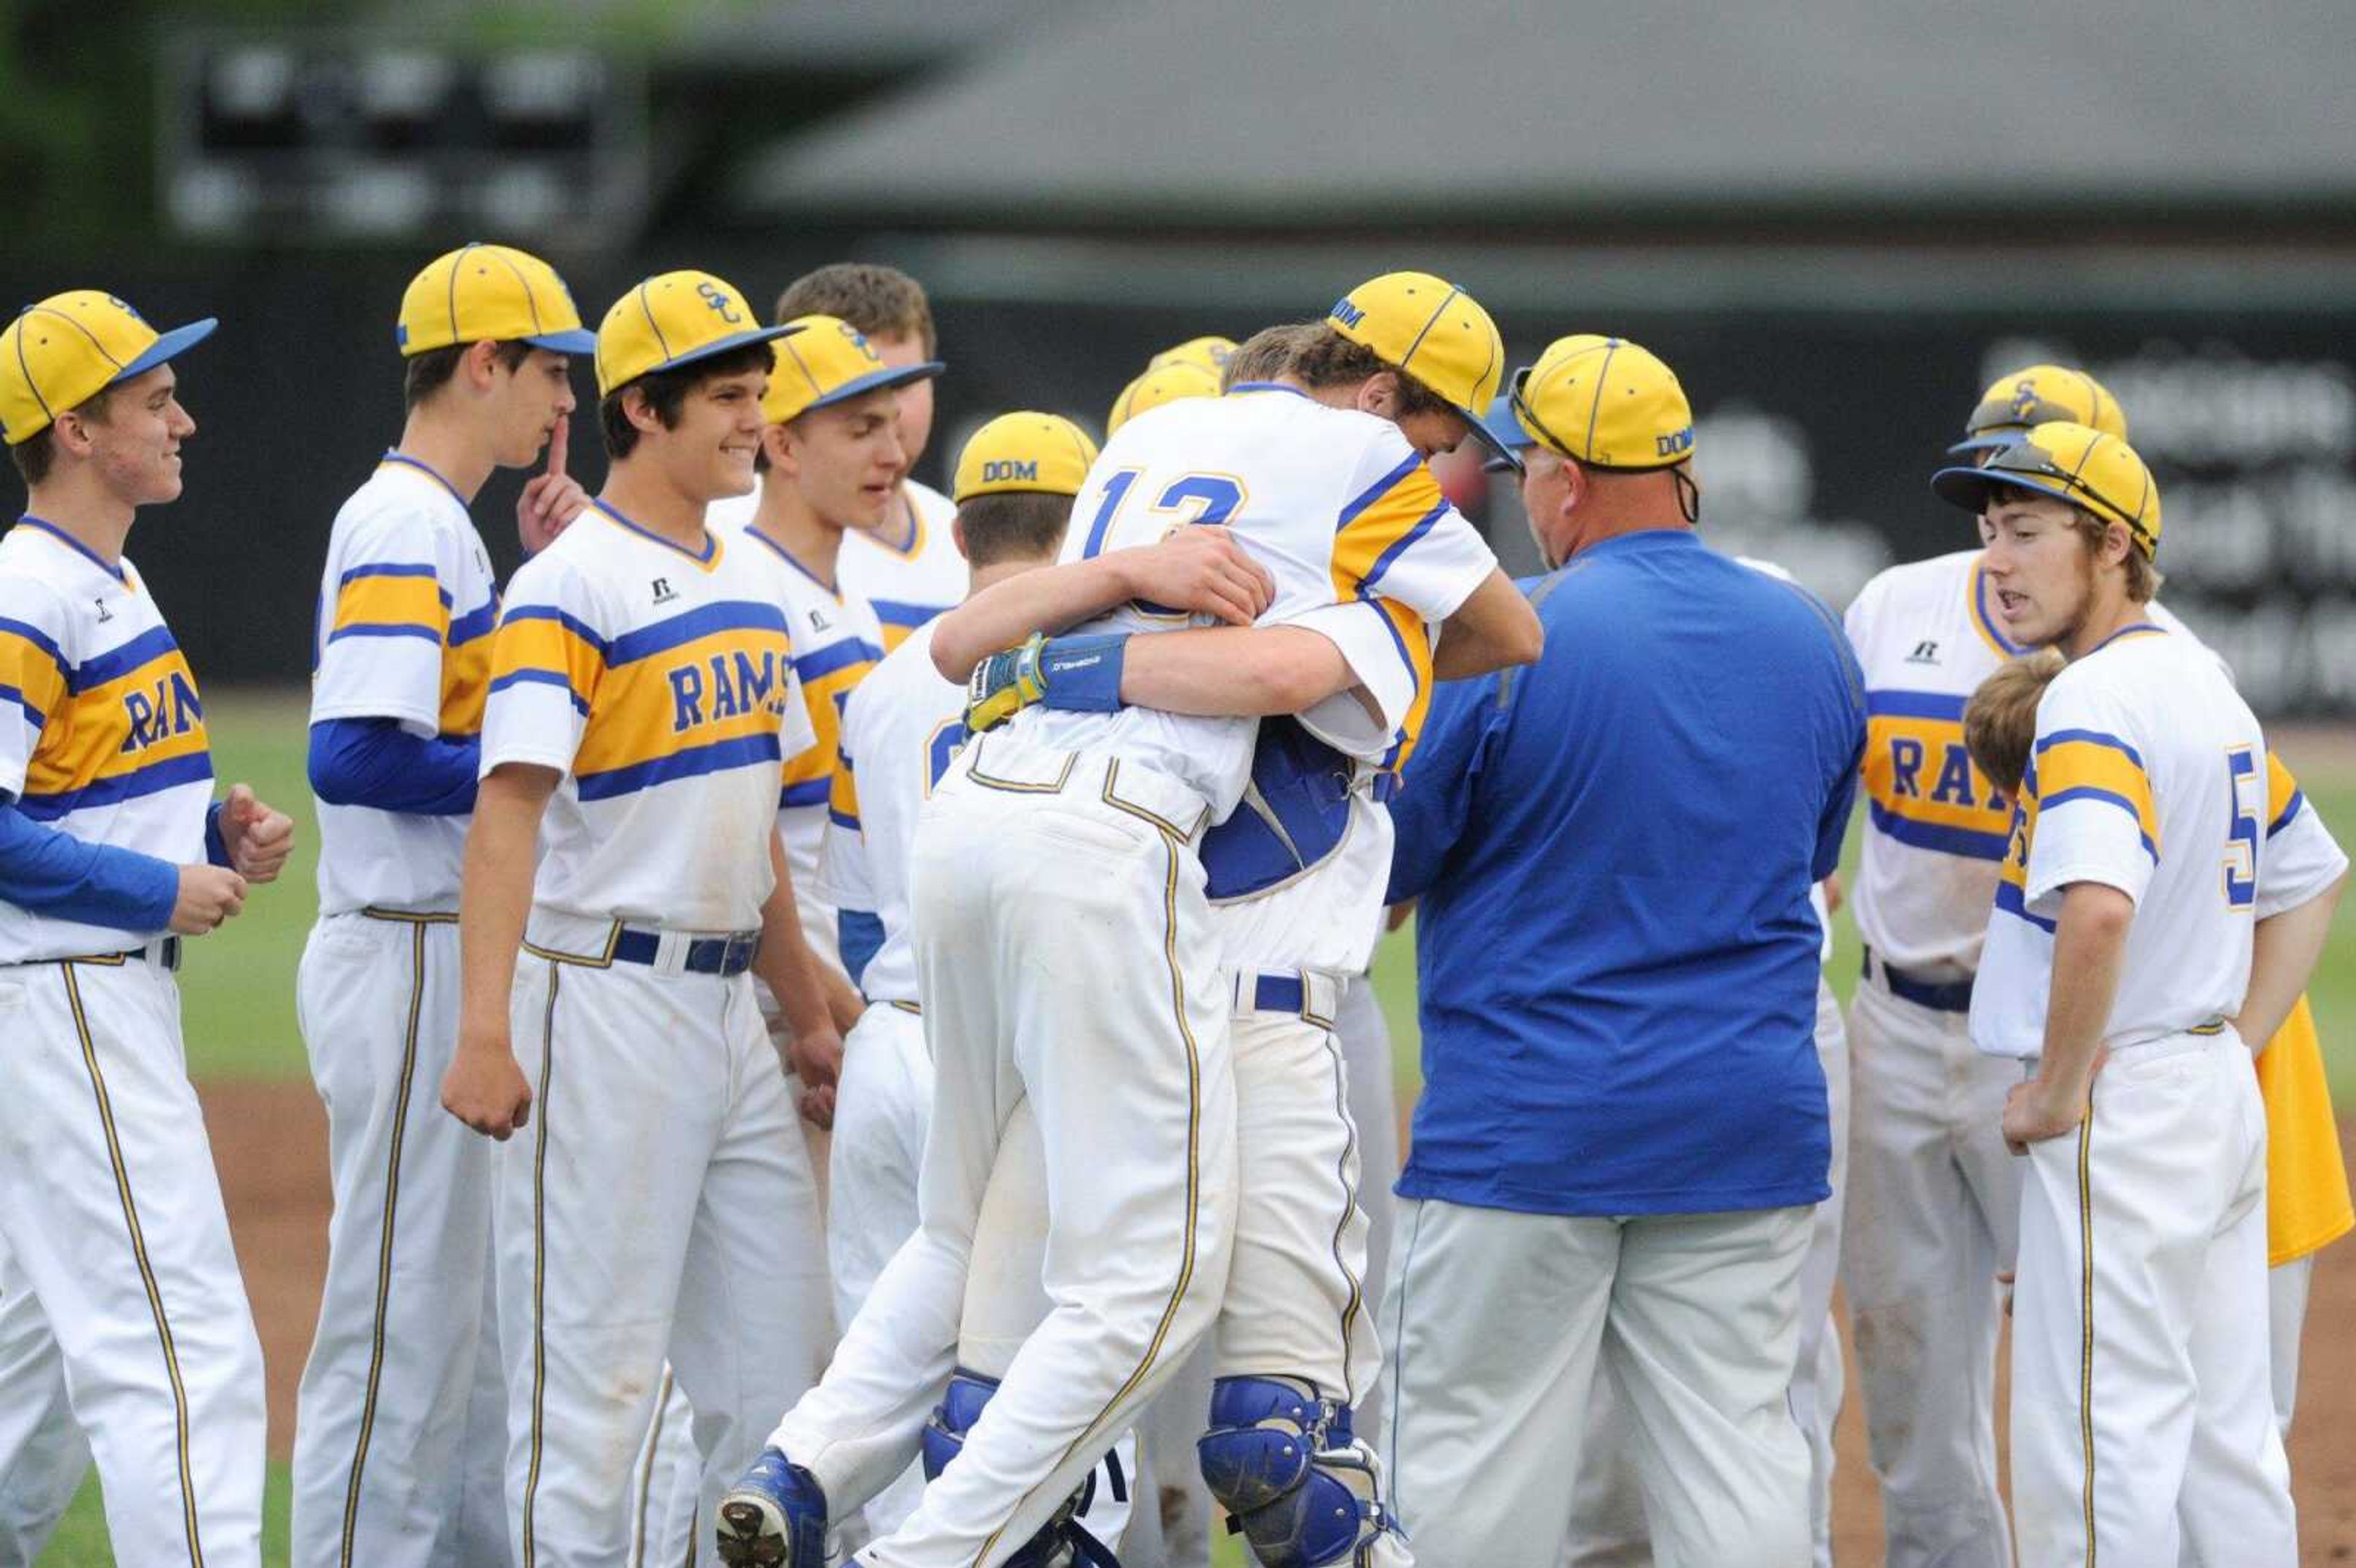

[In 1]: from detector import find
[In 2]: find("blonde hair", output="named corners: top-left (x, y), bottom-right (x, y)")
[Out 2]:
top-left (1963, 649), bottom-right (2067, 797)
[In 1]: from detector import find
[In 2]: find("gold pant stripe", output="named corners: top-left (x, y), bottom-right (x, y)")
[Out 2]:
top-left (522, 963), bottom-right (562, 1568)
top-left (974, 826), bottom-right (1204, 1565)
top-left (338, 920), bottom-right (431, 1564)
top-left (630, 1365), bottom-right (676, 1568)
top-left (1319, 1028), bottom-right (1367, 1388)
top-left (2077, 1099), bottom-right (2098, 1566)
top-left (64, 962), bottom-right (207, 1567)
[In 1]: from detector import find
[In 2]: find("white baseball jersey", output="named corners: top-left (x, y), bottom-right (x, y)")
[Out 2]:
top-left (308, 456), bottom-right (500, 915)
top-left (842, 479), bottom-right (964, 652)
top-left (1846, 549), bottom-right (2196, 977)
top-left (1210, 594), bottom-right (1433, 975)
top-left (822, 620), bottom-right (960, 1007)
top-left (2257, 750), bottom-right (2348, 921)
top-left (1018, 386), bottom-right (1495, 821)
top-left (1971, 622), bottom-right (2277, 1059)
top-left (481, 501), bottom-right (814, 932)
top-left (0, 520), bottom-right (211, 961)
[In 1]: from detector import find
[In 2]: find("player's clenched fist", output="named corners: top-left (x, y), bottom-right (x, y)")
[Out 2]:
top-left (171, 864), bottom-right (247, 934)
top-left (1117, 525), bottom-right (1275, 626)
top-left (787, 1023), bottom-right (845, 1130)
top-left (217, 782), bottom-right (297, 883)
top-left (442, 1025), bottom-right (535, 1140)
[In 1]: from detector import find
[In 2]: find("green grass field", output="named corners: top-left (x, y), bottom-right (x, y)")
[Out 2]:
top-left (36, 696), bottom-right (2356, 1564)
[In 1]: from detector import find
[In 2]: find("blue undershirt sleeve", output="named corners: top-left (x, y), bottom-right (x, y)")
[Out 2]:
top-left (308, 717), bottom-right (482, 817)
top-left (204, 802), bottom-right (231, 867)
top-left (0, 802), bottom-right (180, 932)
top-left (837, 907), bottom-right (885, 995)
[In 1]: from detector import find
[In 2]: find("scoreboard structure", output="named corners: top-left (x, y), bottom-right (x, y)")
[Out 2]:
top-left (161, 34), bottom-right (645, 242)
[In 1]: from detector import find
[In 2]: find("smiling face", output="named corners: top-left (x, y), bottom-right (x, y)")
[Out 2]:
top-left (1977, 491), bottom-right (2124, 651)
top-left (639, 365), bottom-right (769, 504)
top-left (490, 347), bottom-right (579, 469)
top-left (774, 386), bottom-right (908, 531)
top-left (71, 364), bottom-right (195, 508)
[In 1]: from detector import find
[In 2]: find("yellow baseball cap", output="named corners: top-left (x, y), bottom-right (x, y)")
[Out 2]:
top-left (1509, 334), bottom-right (1696, 471)
top-left (396, 242), bottom-right (596, 358)
top-left (0, 291), bottom-right (217, 447)
top-left (953, 412), bottom-right (1100, 502)
top-left (1147, 335), bottom-right (1236, 375)
top-left (593, 271), bottom-right (802, 399)
top-left (1951, 364), bottom-right (2128, 455)
top-left (1107, 359), bottom-right (1223, 435)
top-left (761, 313), bottom-right (944, 426)
top-left (1326, 271), bottom-right (1508, 461)
top-left (1931, 421), bottom-right (2161, 558)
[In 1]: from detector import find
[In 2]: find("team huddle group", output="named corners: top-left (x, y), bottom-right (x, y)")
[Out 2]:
top-left (0, 242), bottom-right (2343, 1568)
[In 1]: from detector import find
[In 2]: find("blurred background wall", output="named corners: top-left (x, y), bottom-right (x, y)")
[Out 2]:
top-left (6, 0), bottom-right (2354, 710)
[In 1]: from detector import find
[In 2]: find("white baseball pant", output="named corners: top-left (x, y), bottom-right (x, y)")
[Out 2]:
top-left (495, 919), bottom-right (831, 1568)
top-left (2011, 1030), bottom-right (2293, 1568)
top-left (0, 955), bottom-right (266, 1566)
top-left (291, 910), bottom-right (507, 1568)
top-left (1334, 975), bottom-right (1399, 1438)
top-left (764, 739), bottom-right (1238, 1566)
top-left (0, 1239), bottom-right (87, 1566)
top-left (1385, 1197), bottom-right (1814, 1568)
top-left (1564, 978), bottom-right (1847, 1568)
top-left (1840, 971), bottom-right (2020, 1568)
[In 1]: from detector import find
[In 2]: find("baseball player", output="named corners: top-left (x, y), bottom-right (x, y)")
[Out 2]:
top-left (773, 266), bottom-right (965, 648)
top-left (290, 241), bottom-right (595, 1568)
top-left (708, 312), bottom-right (941, 989)
top-left (718, 271), bottom-right (1541, 1567)
top-left (0, 291), bottom-right (297, 1566)
top-left (1840, 363), bottom-right (2354, 1566)
top-left (823, 411), bottom-right (1132, 1549)
top-left (436, 270), bottom-right (844, 1566)
top-left (1930, 423), bottom-right (2342, 1565)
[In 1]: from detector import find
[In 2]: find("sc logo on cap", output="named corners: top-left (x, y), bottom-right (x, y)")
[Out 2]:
top-left (982, 459), bottom-right (1040, 483)
top-left (696, 282), bottom-right (744, 324)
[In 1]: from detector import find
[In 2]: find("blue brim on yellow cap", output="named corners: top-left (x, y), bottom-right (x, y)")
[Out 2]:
top-left (1480, 391), bottom-right (1532, 474)
top-left (1946, 431), bottom-right (2023, 457)
top-left (806, 359), bottom-right (944, 414)
top-left (1460, 399), bottom-right (1520, 472)
top-left (1930, 463), bottom-right (2077, 516)
top-left (653, 321), bottom-right (804, 381)
top-left (526, 327), bottom-right (598, 355)
top-left (115, 318), bottom-right (218, 386)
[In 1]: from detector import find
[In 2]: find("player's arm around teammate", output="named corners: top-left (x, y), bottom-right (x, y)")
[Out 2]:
top-left (0, 293), bottom-right (291, 1567)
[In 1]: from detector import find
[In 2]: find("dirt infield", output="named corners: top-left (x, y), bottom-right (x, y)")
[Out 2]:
top-left (207, 1081), bottom-right (2356, 1561)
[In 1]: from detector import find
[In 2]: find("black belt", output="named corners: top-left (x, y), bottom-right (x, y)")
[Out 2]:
top-left (610, 926), bottom-right (760, 976)
top-left (65, 937), bottom-right (182, 972)
top-left (1863, 947), bottom-right (1973, 1014)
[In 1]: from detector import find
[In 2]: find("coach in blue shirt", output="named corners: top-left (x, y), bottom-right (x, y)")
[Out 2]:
top-left (1379, 336), bottom-right (1865, 1568)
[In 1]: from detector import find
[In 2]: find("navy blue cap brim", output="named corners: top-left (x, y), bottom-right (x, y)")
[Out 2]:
top-left (525, 328), bottom-right (598, 355)
top-left (112, 319), bottom-right (217, 386)
top-left (1461, 403), bottom-right (1522, 473)
top-left (804, 359), bottom-right (945, 414)
top-left (1945, 431), bottom-right (2023, 456)
top-left (1479, 392), bottom-right (1533, 472)
top-left (649, 321), bottom-right (806, 379)
top-left (1930, 463), bottom-right (2077, 515)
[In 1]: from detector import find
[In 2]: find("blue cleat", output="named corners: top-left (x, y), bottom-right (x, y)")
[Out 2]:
top-left (715, 1448), bottom-right (827, 1567)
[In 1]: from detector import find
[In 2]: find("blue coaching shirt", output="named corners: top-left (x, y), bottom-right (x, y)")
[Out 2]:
top-left (1387, 529), bottom-right (1866, 1216)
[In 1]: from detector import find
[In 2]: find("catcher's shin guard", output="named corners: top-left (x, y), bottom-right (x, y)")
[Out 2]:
top-left (1196, 1377), bottom-right (1400, 1567)
top-left (922, 1367), bottom-right (1122, 1567)
top-left (715, 1447), bottom-right (828, 1567)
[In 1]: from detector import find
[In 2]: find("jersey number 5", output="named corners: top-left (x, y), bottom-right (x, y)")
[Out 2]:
top-left (2223, 745), bottom-right (2260, 910)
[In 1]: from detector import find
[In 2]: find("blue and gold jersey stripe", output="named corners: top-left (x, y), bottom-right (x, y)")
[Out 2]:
top-left (440, 594), bottom-right (498, 737)
top-left (489, 605), bottom-right (607, 715)
top-left (2035, 727), bottom-right (2158, 863)
top-left (868, 598), bottom-right (942, 653)
top-left (1861, 688), bottom-right (2012, 861)
top-left (1993, 766), bottom-right (2055, 932)
top-left (1366, 596), bottom-right (1434, 775)
top-left (572, 602), bottom-right (795, 801)
top-left (1331, 455), bottom-right (1446, 601)
top-left (827, 746), bottom-right (860, 831)
top-left (328, 563), bottom-right (451, 647)
top-left (15, 623), bottom-right (213, 820)
top-left (781, 636), bottom-right (884, 810)
top-left (2266, 751), bottom-right (2305, 839)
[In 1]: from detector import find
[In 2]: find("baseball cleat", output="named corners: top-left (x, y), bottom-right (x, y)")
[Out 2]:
top-left (715, 1448), bottom-right (826, 1567)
